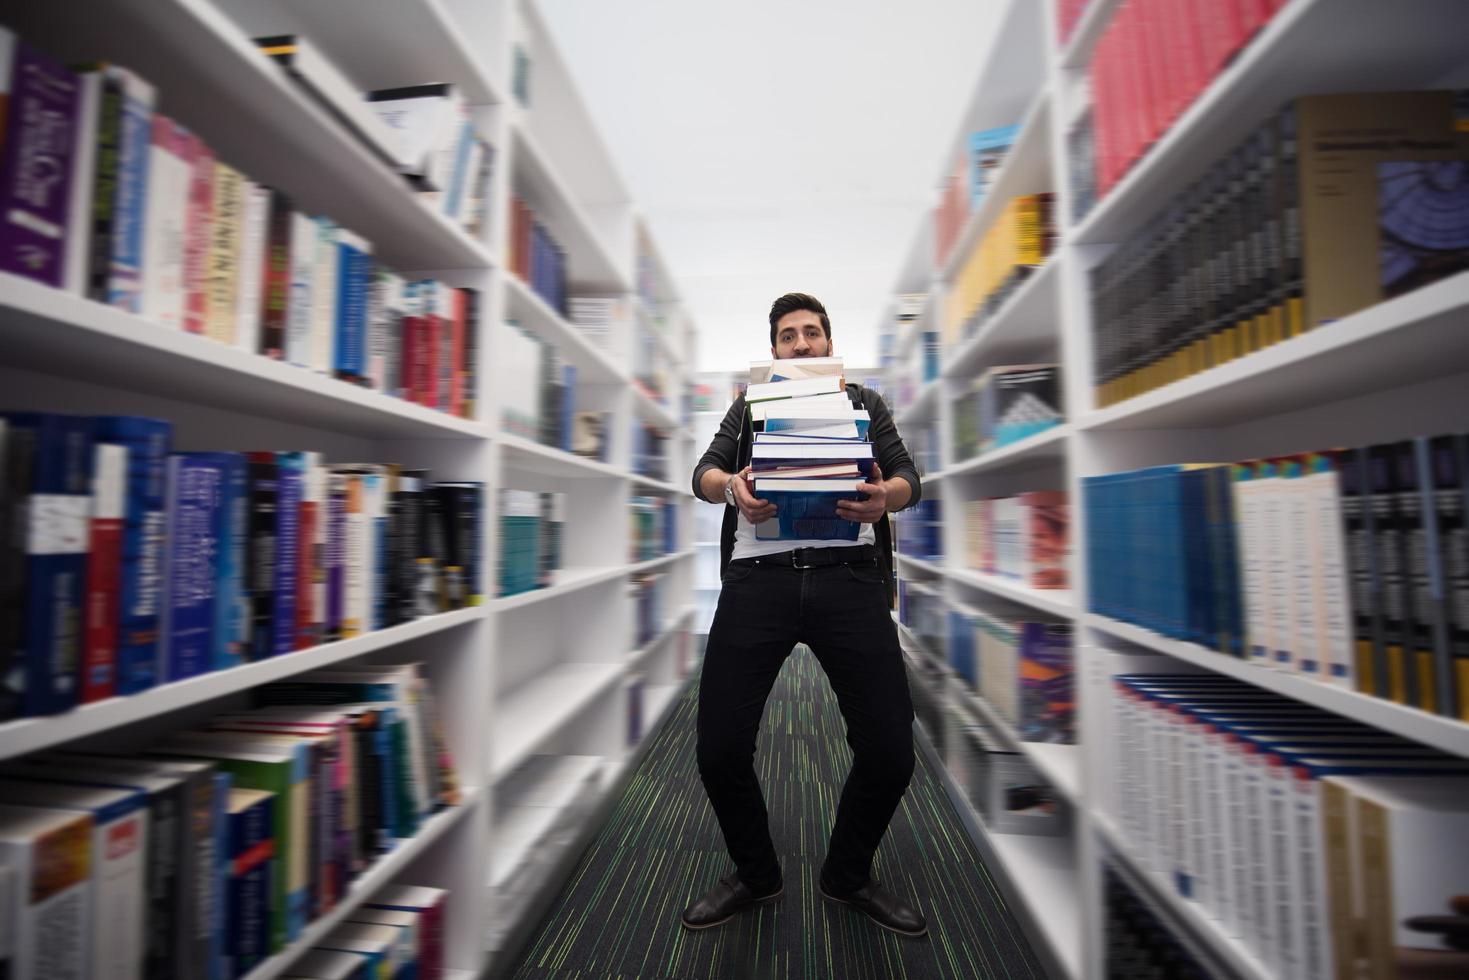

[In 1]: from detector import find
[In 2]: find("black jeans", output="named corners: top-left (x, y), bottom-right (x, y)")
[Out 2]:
top-left (696, 553), bottom-right (915, 895)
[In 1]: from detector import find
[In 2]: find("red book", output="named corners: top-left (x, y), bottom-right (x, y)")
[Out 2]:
top-left (401, 312), bottom-right (421, 404)
top-left (518, 204), bottom-right (534, 281)
top-left (422, 302), bottom-right (441, 409)
top-left (80, 443), bottom-right (127, 703)
top-left (450, 287), bottom-right (467, 417)
top-left (294, 463), bottom-right (316, 650)
top-left (182, 134), bottom-right (215, 334)
top-left (259, 190), bottom-right (292, 359)
top-left (1090, 31), bottom-right (1111, 193)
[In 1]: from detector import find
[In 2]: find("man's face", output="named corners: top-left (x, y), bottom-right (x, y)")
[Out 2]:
top-left (771, 310), bottom-right (832, 359)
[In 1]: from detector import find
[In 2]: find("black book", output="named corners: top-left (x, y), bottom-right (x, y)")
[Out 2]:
top-left (383, 465), bottom-right (403, 627)
top-left (86, 71), bottom-right (124, 303)
top-left (1277, 102), bottom-right (1303, 340)
top-left (247, 455), bottom-right (279, 660)
top-left (1392, 441), bottom-right (1429, 709)
top-left (1366, 443), bottom-right (1408, 701)
top-left (462, 287), bottom-right (480, 421)
top-left (1421, 435), bottom-right (1463, 718)
top-left (430, 485), bottom-right (464, 610)
top-left (423, 479), bottom-right (448, 614)
top-left (0, 423), bottom-right (35, 720)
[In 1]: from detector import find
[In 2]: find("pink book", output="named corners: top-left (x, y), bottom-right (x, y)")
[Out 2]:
top-left (182, 134), bottom-right (215, 333)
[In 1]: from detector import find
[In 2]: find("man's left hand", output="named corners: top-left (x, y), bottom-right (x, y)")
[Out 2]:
top-left (836, 463), bottom-right (887, 524)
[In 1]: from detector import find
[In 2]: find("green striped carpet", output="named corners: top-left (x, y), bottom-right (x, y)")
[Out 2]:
top-left (508, 646), bottom-right (1047, 980)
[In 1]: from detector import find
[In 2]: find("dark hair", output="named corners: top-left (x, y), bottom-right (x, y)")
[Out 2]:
top-left (768, 292), bottom-right (831, 347)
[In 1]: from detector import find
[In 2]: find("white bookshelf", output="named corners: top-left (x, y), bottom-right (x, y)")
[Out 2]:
top-left (0, 1), bottom-right (701, 976)
top-left (877, 0), bottom-right (1469, 977)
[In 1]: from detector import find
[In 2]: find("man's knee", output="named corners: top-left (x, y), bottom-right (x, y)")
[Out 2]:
top-left (696, 729), bottom-right (755, 781)
top-left (857, 730), bottom-right (915, 793)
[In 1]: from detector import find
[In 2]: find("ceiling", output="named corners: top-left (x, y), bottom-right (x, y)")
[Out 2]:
top-left (535, 0), bottom-right (1006, 373)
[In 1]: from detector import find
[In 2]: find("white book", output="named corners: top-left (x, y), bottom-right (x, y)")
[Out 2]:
top-left (234, 182), bottom-right (270, 356)
top-left (366, 83), bottom-right (464, 189)
top-left (340, 470), bottom-right (366, 638)
top-left (316, 923), bottom-right (406, 976)
top-left (0, 781), bottom-right (146, 980)
top-left (453, 135), bottom-right (484, 225)
top-left (746, 375), bottom-right (846, 403)
top-left (286, 212), bottom-right (317, 366)
top-left (1306, 464), bottom-right (1355, 688)
top-left (63, 71), bottom-right (102, 296)
top-left (0, 804), bottom-right (94, 980)
top-left (1234, 474), bottom-right (1273, 665)
top-left (281, 948), bottom-right (368, 979)
top-left (311, 217), bottom-right (339, 374)
top-left (139, 115), bottom-right (191, 330)
top-left (255, 35), bottom-right (408, 169)
top-left (748, 392), bottom-right (853, 422)
top-left (1283, 467), bottom-right (1314, 677)
top-left (1261, 467), bottom-right (1298, 670)
top-left (748, 356), bottom-right (844, 384)
top-left (204, 161), bottom-right (246, 343)
top-left (751, 442), bottom-right (873, 463)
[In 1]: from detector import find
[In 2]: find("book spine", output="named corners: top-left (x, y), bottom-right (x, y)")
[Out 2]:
top-left (86, 72), bottom-right (125, 302)
top-left (326, 472), bottom-right (347, 641)
top-left (140, 115), bottom-right (191, 331)
top-left (162, 454), bottom-right (221, 681)
top-left (1415, 437), bottom-right (1455, 715)
top-left (80, 442), bottom-right (126, 703)
top-left (0, 43), bottom-right (81, 287)
top-left (310, 217), bottom-right (338, 374)
top-left (260, 191), bottom-right (293, 358)
top-left (233, 182), bottom-right (270, 356)
top-left (342, 473), bottom-right (365, 638)
top-left (204, 162), bottom-right (244, 343)
top-left (182, 136), bottom-right (215, 334)
top-left (294, 454), bottom-right (320, 651)
top-left (13, 415), bottom-right (93, 716)
top-left (211, 453), bottom-right (248, 672)
top-left (286, 213), bottom-right (316, 366)
top-left (1450, 435), bottom-right (1469, 721)
top-left (273, 453), bottom-right (303, 656)
top-left (227, 794), bottom-right (272, 976)
top-left (246, 455), bottom-right (278, 661)
top-left (106, 68), bottom-right (155, 312)
top-left (63, 71), bottom-right (101, 295)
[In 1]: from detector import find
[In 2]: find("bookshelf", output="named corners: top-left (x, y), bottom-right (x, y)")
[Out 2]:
top-left (879, 1), bottom-right (1469, 978)
top-left (0, 1), bottom-right (700, 977)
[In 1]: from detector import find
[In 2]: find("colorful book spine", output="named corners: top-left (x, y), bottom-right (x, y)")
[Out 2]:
top-left (333, 229), bottom-right (371, 382)
top-left (247, 453), bottom-right (278, 661)
top-left (224, 788), bottom-right (274, 977)
top-left (273, 452), bottom-right (304, 656)
top-left (204, 161), bottom-right (245, 342)
top-left (0, 41), bottom-right (82, 286)
top-left (295, 453), bottom-right (323, 651)
top-left (161, 453), bottom-right (224, 681)
top-left (4, 414), bottom-right (94, 715)
top-left (105, 66), bottom-right (155, 312)
top-left (286, 212), bottom-right (317, 366)
top-left (260, 190), bottom-right (293, 358)
top-left (91, 417), bottom-right (171, 694)
top-left (326, 470), bottom-right (347, 641)
top-left (80, 442), bottom-right (127, 703)
top-left (139, 114), bottom-right (192, 330)
top-left (182, 134), bottom-right (216, 334)
top-left (196, 451), bottom-right (249, 671)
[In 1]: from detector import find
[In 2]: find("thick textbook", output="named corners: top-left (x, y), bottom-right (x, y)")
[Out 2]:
top-left (750, 478), bottom-right (864, 541)
top-left (0, 803), bottom-right (94, 980)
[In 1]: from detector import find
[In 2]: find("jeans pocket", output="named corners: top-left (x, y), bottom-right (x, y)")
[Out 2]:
top-left (843, 559), bottom-right (886, 586)
top-left (722, 560), bottom-right (756, 585)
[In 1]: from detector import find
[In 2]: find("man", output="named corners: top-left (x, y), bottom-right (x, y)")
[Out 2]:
top-left (683, 292), bottom-right (926, 937)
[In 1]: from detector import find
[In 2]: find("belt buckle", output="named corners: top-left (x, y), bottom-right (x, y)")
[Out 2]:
top-left (791, 547), bottom-right (819, 570)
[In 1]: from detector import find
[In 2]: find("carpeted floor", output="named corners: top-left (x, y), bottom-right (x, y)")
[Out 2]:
top-left (508, 646), bottom-right (1047, 980)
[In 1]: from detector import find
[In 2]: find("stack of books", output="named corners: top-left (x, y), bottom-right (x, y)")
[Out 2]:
top-left (963, 491), bottom-right (1070, 589)
top-left (744, 358), bottom-right (875, 541)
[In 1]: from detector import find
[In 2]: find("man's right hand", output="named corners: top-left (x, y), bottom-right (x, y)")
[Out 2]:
top-left (730, 466), bottom-right (777, 525)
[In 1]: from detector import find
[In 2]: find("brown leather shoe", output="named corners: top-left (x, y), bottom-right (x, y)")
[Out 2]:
top-left (819, 876), bottom-right (928, 937)
top-left (680, 873), bottom-right (783, 930)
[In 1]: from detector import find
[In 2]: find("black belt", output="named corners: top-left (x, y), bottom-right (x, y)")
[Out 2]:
top-left (744, 544), bottom-right (879, 569)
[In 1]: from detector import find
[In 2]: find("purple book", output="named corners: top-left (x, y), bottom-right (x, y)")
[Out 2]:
top-left (326, 470), bottom-right (346, 640)
top-left (1017, 621), bottom-right (1075, 744)
top-left (272, 452), bottom-right (303, 656)
top-left (0, 39), bottom-right (83, 286)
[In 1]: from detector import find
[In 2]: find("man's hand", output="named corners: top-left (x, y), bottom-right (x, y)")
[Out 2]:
top-left (836, 463), bottom-right (887, 524)
top-left (730, 466), bottom-right (777, 525)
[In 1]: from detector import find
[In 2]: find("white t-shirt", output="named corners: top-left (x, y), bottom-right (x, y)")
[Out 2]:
top-left (731, 507), bottom-right (876, 561)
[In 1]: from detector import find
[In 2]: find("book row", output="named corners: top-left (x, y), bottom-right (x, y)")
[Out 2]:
top-left (0, 660), bottom-right (456, 980)
top-left (895, 497), bottom-right (943, 563)
top-left (951, 363), bottom-right (1063, 462)
top-left (1109, 672), bottom-right (1469, 980)
top-left (496, 490), bottom-right (566, 599)
top-left (962, 491), bottom-right (1071, 590)
top-left (266, 884), bottom-right (447, 980)
top-left (0, 31), bottom-right (488, 419)
top-left (934, 124), bottom-right (1023, 269)
top-left (1082, 433), bottom-right (1469, 719)
top-left (629, 496), bottom-right (679, 564)
top-left (1088, 0), bottom-right (1285, 198)
top-left (496, 321), bottom-right (613, 462)
top-left (944, 193), bottom-right (1058, 350)
top-left (632, 422), bottom-right (671, 483)
top-left (508, 197), bottom-right (570, 316)
top-left (1091, 90), bottom-right (1469, 408)
top-left (0, 413), bottom-right (482, 720)
top-left (903, 581), bottom-right (1076, 745)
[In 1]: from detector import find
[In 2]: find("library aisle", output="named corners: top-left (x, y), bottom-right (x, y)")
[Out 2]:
top-left (505, 647), bottom-right (1047, 980)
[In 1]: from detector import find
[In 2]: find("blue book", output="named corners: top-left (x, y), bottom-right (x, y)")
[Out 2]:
top-left (161, 453), bottom-right (225, 681)
top-left (272, 453), bottom-right (305, 656)
top-left (442, 118), bottom-right (473, 217)
top-left (750, 478), bottom-right (863, 541)
top-left (968, 123), bottom-right (1020, 208)
top-left (3, 413), bottom-right (94, 715)
top-left (334, 231), bottom-right (371, 380)
top-left (191, 452), bottom-right (248, 671)
top-left (225, 787), bottom-right (274, 977)
top-left (91, 416), bottom-right (172, 694)
top-left (559, 361), bottom-right (577, 452)
top-left (948, 611), bottom-right (976, 685)
top-left (106, 67), bottom-right (154, 312)
top-left (208, 769), bottom-right (231, 980)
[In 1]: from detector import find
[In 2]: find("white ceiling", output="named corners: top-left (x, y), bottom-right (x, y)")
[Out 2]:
top-left (535, 0), bottom-right (1006, 373)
